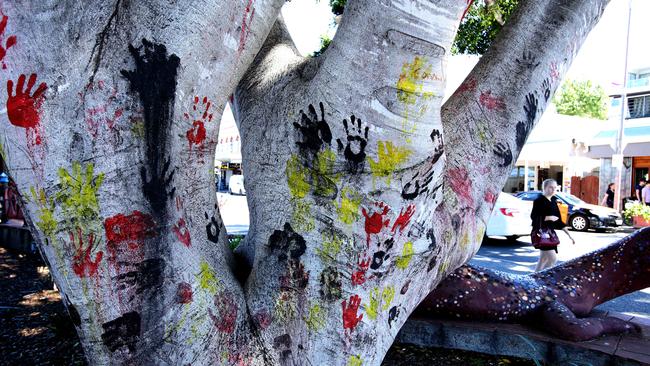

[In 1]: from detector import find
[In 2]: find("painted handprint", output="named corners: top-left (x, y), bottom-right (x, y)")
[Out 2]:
top-left (341, 294), bottom-right (363, 331)
top-left (515, 93), bottom-right (539, 151)
top-left (336, 114), bottom-right (369, 172)
top-left (492, 142), bottom-right (513, 167)
top-left (0, 12), bottom-right (17, 69)
top-left (351, 255), bottom-right (371, 286)
top-left (293, 102), bottom-right (332, 154)
top-left (185, 96), bottom-right (213, 156)
top-left (361, 202), bottom-right (390, 246)
top-left (172, 218), bottom-right (191, 247)
top-left (70, 228), bottom-right (104, 278)
top-left (7, 73), bottom-right (47, 129)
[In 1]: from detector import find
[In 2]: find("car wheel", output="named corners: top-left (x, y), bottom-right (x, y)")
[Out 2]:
top-left (570, 214), bottom-right (589, 231)
top-left (506, 235), bottom-right (520, 242)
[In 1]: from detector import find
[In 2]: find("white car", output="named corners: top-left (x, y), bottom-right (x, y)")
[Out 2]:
top-left (228, 175), bottom-right (246, 195)
top-left (485, 192), bottom-right (532, 241)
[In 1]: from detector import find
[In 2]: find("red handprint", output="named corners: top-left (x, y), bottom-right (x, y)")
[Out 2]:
top-left (172, 217), bottom-right (191, 247)
top-left (351, 256), bottom-right (371, 286)
top-left (185, 96), bottom-right (213, 156)
top-left (7, 73), bottom-right (47, 129)
top-left (0, 12), bottom-right (17, 69)
top-left (70, 228), bottom-right (104, 278)
top-left (391, 204), bottom-right (416, 234)
top-left (209, 290), bottom-right (238, 333)
top-left (361, 202), bottom-right (390, 246)
top-left (342, 294), bottom-right (363, 331)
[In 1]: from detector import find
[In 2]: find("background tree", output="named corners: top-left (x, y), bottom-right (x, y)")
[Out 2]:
top-left (0, 0), bottom-right (612, 365)
top-left (554, 79), bottom-right (609, 120)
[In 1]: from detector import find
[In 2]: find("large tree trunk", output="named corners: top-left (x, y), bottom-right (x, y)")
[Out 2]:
top-left (0, 0), bottom-right (611, 365)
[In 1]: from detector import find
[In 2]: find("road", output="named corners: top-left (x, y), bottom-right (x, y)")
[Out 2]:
top-left (216, 192), bottom-right (649, 318)
top-left (473, 231), bottom-right (650, 319)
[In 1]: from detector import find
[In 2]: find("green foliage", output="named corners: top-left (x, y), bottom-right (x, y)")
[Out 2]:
top-left (311, 35), bottom-right (332, 57)
top-left (229, 235), bottom-right (244, 250)
top-left (329, 0), bottom-right (346, 15)
top-left (452, 0), bottom-right (519, 55)
top-left (623, 202), bottom-right (650, 221)
top-left (554, 80), bottom-right (609, 120)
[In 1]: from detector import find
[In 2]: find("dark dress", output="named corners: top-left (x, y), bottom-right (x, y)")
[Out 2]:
top-left (605, 189), bottom-right (614, 208)
top-left (530, 195), bottom-right (565, 252)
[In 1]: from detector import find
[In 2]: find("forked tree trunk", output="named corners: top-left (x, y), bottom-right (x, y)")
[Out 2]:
top-left (0, 0), bottom-right (609, 365)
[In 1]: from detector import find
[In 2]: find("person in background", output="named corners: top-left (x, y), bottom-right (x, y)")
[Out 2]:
top-left (636, 179), bottom-right (646, 201)
top-left (531, 179), bottom-right (575, 271)
top-left (601, 183), bottom-right (615, 208)
top-left (643, 182), bottom-right (650, 206)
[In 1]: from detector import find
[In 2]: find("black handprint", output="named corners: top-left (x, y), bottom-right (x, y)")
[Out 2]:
top-left (336, 114), bottom-right (369, 172)
top-left (515, 93), bottom-right (539, 150)
top-left (493, 142), bottom-right (513, 167)
top-left (293, 102), bottom-right (332, 154)
top-left (141, 158), bottom-right (176, 214)
top-left (388, 306), bottom-right (400, 328)
top-left (516, 51), bottom-right (540, 70)
top-left (370, 239), bottom-right (394, 270)
top-left (204, 205), bottom-right (220, 244)
top-left (542, 78), bottom-right (551, 102)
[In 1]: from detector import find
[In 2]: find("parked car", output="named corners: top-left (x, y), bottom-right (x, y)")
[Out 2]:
top-left (229, 175), bottom-right (246, 195)
top-left (485, 192), bottom-right (532, 241)
top-left (515, 191), bottom-right (623, 231)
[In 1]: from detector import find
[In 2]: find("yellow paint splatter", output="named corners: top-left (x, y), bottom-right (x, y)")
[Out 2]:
top-left (366, 286), bottom-right (395, 320)
top-left (338, 187), bottom-right (362, 225)
top-left (197, 260), bottom-right (219, 294)
top-left (304, 303), bottom-right (326, 331)
top-left (317, 232), bottom-right (343, 262)
top-left (396, 242), bottom-right (414, 270)
top-left (367, 141), bottom-right (412, 186)
top-left (286, 155), bottom-right (310, 199)
top-left (30, 187), bottom-right (57, 243)
top-left (311, 149), bottom-right (340, 198)
top-left (397, 56), bottom-right (434, 104)
top-left (347, 355), bottom-right (363, 366)
top-left (381, 286), bottom-right (395, 311)
top-left (365, 288), bottom-right (380, 320)
top-left (291, 198), bottom-right (314, 232)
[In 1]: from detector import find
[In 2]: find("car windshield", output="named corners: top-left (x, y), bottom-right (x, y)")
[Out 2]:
top-left (555, 191), bottom-right (584, 205)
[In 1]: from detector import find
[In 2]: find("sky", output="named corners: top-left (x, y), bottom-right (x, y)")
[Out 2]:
top-left (281, 0), bottom-right (650, 94)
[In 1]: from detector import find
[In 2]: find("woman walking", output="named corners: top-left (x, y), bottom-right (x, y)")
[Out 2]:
top-left (531, 179), bottom-right (575, 271)
top-left (601, 183), bottom-right (615, 208)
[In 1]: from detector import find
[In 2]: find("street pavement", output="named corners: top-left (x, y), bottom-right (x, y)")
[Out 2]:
top-left (473, 231), bottom-right (650, 319)
top-left (216, 192), bottom-right (649, 319)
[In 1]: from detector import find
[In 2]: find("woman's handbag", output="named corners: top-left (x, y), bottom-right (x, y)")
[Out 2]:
top-left (531, 218), bottom-right (560, 248)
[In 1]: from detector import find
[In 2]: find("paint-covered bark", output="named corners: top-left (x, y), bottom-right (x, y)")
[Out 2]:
top-left (0, 0), bottom-right (618, 365)
top-left (233, 0), bottom-right (611, 365)
top-left (0, 0), bottom-right (284, 364)
top-left (419, 227), bottom-right (650, 341)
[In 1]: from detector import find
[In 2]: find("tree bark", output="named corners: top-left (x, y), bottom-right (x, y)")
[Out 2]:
top-left (0, 1), bottom-right (283, 364)
top-left (0, 0), bottom-right (615, 365)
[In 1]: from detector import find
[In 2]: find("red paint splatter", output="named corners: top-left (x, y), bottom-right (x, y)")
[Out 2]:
top-left (341, 294), bottom-right (363, 331)
top-left (455, 78), bottom-right (477, 95)
top-left (479, 90), bottom-right (506, 111)
top-left (70, 228), bottom-right (103, 278)
top-left (391, 204), bottom-right (416, 234)
top-left (82, 81), bottom-right (123, 139)
top-left (484, 189), bottom-right (497, 205)
top-left (361, 202), bottom-right (390, 246)
top-left (176, 282), bottom-right (193, 304)
top-left (253, 309), bottom-right (272, 329)
top-left (351, 256), bottom-right (371, 286)
top-left (550, 62), bottom-right (560, 83)
top-left (209, 290), bottom-right (238, 333)
top-left (0, 12), bottom-right (16, 69)
top-left (448, 167), bottom-right (474, 207)
top-left (184, 96), bottom-right (213, 159)
top-left (238, 0), bottom-right (256, 54)
top-left (104, 211), bottom-right (157, 268)
top-left (172, 218), bottom-right (191, 247)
